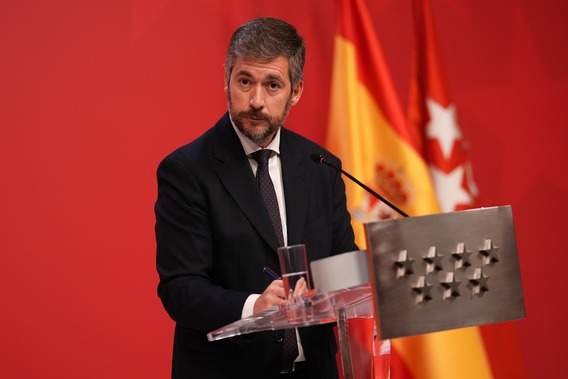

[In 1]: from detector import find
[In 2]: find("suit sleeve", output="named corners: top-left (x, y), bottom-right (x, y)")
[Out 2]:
top-left (155, 155), bottom-right (249, 332)
top-left (329, 158), bottom-right (358, 255)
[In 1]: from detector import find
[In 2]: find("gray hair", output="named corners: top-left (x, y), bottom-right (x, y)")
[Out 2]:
top-left (224, 17), bottom-right (306, 88)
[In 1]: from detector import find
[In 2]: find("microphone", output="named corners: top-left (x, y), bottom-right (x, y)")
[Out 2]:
top-left (310, 153), bottom-right (409, 218)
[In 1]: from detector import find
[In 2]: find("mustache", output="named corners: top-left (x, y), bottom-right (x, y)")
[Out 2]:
top-left (238, 110), bottom-right (270, 121)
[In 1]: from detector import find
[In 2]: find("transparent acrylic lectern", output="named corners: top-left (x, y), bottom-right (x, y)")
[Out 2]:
top-left (207, 283), bottom-right (378, 379)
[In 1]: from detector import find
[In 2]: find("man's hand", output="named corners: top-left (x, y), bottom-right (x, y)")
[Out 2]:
top-left (292, 277), bottom-right (308, 298)
top-left (253, 280), bottom-right (287, 314)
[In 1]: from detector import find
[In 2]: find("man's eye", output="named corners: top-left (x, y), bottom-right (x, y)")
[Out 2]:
top-left (268, 82), bottom-right (282, 90)
top-left (239, 78), bottom-right (251, 86)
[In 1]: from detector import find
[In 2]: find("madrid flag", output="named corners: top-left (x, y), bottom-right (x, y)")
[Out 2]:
top-left (407, 0), bottom-right (478, 212)
top-left (326, 0), bottom-right (494, 378)
top-left (407, 1), bottom-right (526, 378)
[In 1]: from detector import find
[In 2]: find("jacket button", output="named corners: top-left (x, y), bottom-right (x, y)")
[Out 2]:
top-left (275, 337), bottom-right (284, 343)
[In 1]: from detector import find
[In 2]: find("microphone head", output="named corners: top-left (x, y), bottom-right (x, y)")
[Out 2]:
top-left (310, 153), bottom-right (325, 164)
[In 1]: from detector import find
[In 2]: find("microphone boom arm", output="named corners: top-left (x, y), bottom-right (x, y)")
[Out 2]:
top-left (311, 154), bottom-right (409, 218)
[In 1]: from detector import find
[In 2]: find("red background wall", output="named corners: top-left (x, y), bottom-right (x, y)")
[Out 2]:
top-left (2, 0), bottom-right (567, 377)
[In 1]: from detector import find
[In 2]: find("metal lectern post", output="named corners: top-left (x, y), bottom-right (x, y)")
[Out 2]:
top-left (336, 307), bottom-right (354, 379)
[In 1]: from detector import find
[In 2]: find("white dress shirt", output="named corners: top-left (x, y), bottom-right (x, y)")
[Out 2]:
top-left (230, 118), bottom-right (305, 363)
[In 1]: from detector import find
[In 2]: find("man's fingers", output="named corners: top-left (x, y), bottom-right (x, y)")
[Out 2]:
top-left (254, 292), bottom-right (286, 314)
top-left (293, 277), bottom-right (307, 297)
top-left (266, 280), bottom-right (286, 299)
top-left (268, 279), bottom-right (284, 289)
top-left (266, 293), bottom-right (286, 306)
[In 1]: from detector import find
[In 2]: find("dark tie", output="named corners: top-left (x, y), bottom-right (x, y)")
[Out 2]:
top-left (251, 149), bottom-right (284, 247)
top-left (250, 149), bottom-right (299, 371)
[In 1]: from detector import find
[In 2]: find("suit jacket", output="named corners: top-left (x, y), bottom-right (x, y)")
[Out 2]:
top-left (155, 113), bottom-right (356, 379)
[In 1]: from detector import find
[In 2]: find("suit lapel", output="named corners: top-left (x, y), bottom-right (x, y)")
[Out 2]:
top-left (211, 114), bottom-right (280, 251)
top-left (280, 129), bottom-right (309, 246)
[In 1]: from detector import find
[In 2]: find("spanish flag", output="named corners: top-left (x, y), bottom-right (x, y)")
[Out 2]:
top-left (326, 0), bottom-right (494, 377)
top-left (326, 0), bottom-right (438, 249)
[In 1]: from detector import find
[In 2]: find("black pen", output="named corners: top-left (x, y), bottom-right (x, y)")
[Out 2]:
top-left (263, 266), bottom-right (281, 280)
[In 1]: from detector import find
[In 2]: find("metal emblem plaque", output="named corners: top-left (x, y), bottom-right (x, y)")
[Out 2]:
top-left (365, 206), bottom-right (525, 339)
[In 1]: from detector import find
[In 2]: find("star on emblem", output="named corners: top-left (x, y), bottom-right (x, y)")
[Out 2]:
top-left (423, 246), bottom-right (444, 274)
top-left (478, 239), bottom-right (500, 266)
top-left (430, 165), bottom-right (473, 212)
top-left (411, 276), bottom-right (433, 304)
top-left (468, 268), bottom-right (489, 297)
top-left (394, 250), bottom-right (414, 279)
top-left (451, 242), bottom-right (472, 270)
top-left (426, 98), bottom-right (462, 159)
top-left (440, 272), bottom-right (461, 301)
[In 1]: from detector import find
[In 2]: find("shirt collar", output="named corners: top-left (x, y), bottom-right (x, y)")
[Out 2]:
top-left (229, 114), bottom-right (281, 156)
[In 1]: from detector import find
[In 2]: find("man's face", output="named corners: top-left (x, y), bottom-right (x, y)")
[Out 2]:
top-left (225, 56), bottom-right (303, 147)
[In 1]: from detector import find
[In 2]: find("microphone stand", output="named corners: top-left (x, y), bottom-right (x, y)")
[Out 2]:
top-left (310, 154), bottom-right (409, 218)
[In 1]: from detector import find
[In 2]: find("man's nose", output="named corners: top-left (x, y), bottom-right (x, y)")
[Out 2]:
top-left (249, 85), bottom-right (265, 109)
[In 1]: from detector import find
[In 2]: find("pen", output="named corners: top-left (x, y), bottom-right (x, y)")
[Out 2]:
top-left (263, 266), bottom-right (281, 280)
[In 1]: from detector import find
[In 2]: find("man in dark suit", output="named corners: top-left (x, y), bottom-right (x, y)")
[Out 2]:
top-left (155, 17), bottom-right (356, 379)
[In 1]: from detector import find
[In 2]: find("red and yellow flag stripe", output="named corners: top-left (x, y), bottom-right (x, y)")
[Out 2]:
top-left (326, 0), bottom-right (438, 247)
top-left (326, 0), bottom-right (493, 378)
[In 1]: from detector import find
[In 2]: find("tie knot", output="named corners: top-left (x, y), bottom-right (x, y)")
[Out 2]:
top-left (251, 149), bottom-right (273, 166)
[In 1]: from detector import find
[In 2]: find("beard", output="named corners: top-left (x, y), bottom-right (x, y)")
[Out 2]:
top-left (228, 93), bottom-right (292, 146)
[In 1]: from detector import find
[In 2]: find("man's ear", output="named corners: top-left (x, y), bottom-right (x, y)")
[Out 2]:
top-left (224, 76), bottom-right (229, 97)
top-left (289, 80), bottom-right (304, 107)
